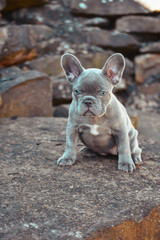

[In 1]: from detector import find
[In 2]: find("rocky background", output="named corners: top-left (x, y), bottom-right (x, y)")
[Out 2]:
top-left (0, 0), bottom-right (160, 118)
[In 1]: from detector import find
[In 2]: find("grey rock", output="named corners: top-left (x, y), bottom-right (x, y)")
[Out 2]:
top-left (71, 0), bottom-right (150, 16)
top-left (53, 104), bottom-right (70, 118)
top-left (84, 28), bottom-right (139, 50)
top-left (140, 41), bottom-right (160, 53)
top-left (116, 15), bottom-right (160, 33)
top-left (25, 54), bottom-right (62, 76)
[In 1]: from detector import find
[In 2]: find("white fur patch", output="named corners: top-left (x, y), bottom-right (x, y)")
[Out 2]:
top-left (88, 124), bottom-right (99, 136)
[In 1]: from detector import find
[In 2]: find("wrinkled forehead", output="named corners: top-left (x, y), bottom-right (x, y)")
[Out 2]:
top-left (73, 68), bottom-right (112, 91)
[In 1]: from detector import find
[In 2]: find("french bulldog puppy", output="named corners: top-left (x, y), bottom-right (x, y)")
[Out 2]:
top-left (57, 53), bottom-right (142, 172)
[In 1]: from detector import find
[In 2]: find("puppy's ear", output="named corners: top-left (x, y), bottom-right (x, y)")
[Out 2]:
top-left (61, 53), bottom-right (84, 82)
top-left (102, 53), bottom-right (125, 85)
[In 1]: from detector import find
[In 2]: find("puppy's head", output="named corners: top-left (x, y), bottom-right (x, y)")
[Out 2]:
top-left (61, 53), bottom-right (125, 117)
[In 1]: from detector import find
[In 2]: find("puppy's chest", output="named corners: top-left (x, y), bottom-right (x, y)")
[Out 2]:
top-left (78, 122), bottom-right (112, 137)
top-left (77, 121), bottom-right (115, 153)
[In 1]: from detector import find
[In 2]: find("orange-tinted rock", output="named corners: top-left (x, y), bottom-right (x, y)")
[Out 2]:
top-left (0, 49), bottom-right (37, 68)
top-left (135, 54), bottom-right (160, 83)
top-left (88, 206), bottom-right (160, 240)
top-left (3, 0), bottom-right (47, 11)
top-left (0, 24), bottom-right (55, 67)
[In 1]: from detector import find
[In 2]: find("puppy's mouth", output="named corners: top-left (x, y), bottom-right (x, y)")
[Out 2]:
top-left (83, 108), bottom-right (96, 116)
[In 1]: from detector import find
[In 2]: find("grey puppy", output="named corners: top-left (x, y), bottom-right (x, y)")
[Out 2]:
top-left (57, 53), bottom-right (142, 172)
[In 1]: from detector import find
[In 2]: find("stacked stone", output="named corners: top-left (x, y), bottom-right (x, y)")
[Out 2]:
top-left (0, 0), bottom-right (160, 117)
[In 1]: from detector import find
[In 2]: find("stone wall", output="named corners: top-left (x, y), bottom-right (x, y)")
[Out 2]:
top-left (0, 0), bottom-right (160, 117)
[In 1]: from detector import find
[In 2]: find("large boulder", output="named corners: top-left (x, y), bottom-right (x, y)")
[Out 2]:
top-left (0, 114), bottom-right (159, 239)
top-left (116, 16), bottom-right (160, 33)
top-left (0, 67), bottom-right (53, 117)
top-left (0, 24), bottom-right (56, 67)
top-left (71, 0), bottom-right (150, 16)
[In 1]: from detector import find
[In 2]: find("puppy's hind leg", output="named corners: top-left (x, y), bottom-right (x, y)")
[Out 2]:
top-left (129, 127), bottom-right (142, 165)
top-left (81, 147), bottom-right (98, 157)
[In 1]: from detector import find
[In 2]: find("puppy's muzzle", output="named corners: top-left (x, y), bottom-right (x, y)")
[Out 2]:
top-left (83, 98), bottom-right (94, 107)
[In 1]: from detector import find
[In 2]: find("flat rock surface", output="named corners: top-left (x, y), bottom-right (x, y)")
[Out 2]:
top-left (71, 0), bottom-right (150, 16)
top-left (116, 16), bottom-right (160, 33)
top-left (0, 114), bottom-right (160, 239)
top-left (83, 29), bottom-right (139, 50)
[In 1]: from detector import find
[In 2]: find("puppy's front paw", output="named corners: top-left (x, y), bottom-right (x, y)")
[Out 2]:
top-left (132, 153), bottom-right (142, 165)
top-left (118, 154), bottom-right (135, 172)
top-left (57, 156), bottom-right (76, 166)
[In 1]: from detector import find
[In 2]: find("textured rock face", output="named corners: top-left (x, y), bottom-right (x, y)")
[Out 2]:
top-left (71, 0), bottom-right (149, 16)
top-left (25, 55), bottom-right (62, 76)
top-left (10, 3), bottom-right (65, 27)
top-left (84, 29), bottom-right (139, 50)
top-left (140, 41), bottom-right (160, 53)
top-left (0, 24), bottom-right (55, 67)
top-left (135, 54), bottom-right (160, 83)
top-left (0, 115), bottom-right (159, 239)
top-left (0, 67), bottom-right (53, 117)
top-left (116, 16), bottom-right (160, 33)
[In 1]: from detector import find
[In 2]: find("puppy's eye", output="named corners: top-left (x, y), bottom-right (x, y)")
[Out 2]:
top-left (74, 89), bottom-right (81, 95)
top-left (100, 90), bottom-right (107, 96)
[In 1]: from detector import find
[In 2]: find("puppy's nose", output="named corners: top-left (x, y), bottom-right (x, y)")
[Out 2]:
top-left (83, 99), bottom-right (93, 107)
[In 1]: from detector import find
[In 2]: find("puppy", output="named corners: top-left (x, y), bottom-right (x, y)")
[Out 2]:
top-left (57, 53), bottom-right (142, 172)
